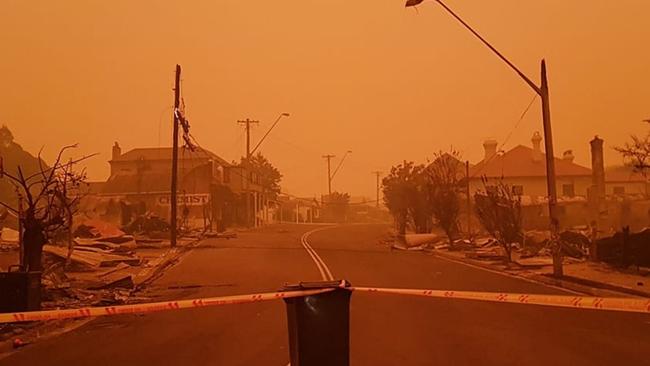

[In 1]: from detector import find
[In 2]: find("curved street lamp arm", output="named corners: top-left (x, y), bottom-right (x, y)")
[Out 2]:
top-left (331, 151), bottom-right (352, 181)
top-left (434, 0), bottom-right (541, 95)
top-left (250, 113), bottom-right (290, 157)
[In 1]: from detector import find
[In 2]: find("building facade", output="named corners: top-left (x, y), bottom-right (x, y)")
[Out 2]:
top-left (98, 143), bottom-right (267, 229)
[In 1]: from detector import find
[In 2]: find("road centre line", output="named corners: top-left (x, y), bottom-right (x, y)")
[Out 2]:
top-left (300, 227), bottom-right (336, 281)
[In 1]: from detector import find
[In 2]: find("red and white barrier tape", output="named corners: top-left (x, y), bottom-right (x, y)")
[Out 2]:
top-left (351, 287), bottom-right (650, 314)
top-left (3, 285), bottom-right (649, 324)
top-left (0, 288), bottom-right (333, 324)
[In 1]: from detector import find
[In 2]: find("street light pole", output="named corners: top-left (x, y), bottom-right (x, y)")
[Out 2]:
top-left (250, 113), bottom-right (291, 157)
top-left (247, 112), bottom-right (290, 228)
top-left (331, 150), bottom-right (353, 183)
top-left (407, 0), bottom-right (562, 276)
top-left (540, 60), bottom-right (562, 276)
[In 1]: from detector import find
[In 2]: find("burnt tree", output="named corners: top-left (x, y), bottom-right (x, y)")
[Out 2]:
top-left (474, 178), bottom-right (524, 262)
top-left (426, 150), bottom-right (464, 244)
top-left (0, 145), bottom-right (92, 271)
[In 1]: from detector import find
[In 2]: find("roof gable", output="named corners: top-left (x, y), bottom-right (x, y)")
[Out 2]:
top-left (469, 145), bottom-right (591, 178)
top-left (113, 147), bottom-right (230, 166)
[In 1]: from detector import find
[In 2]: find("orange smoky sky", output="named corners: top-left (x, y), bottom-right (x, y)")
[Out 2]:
top-left (1, 0), bottom-right (648, 198)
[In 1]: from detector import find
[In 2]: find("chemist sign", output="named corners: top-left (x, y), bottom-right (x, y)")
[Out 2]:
top-left (157, 194), bottom-right (210, 206)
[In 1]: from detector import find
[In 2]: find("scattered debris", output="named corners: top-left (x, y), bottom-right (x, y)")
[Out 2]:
top-left (525, 230), bottom-right (551, 246)
top-left (13, 338), bottom-right (29, 349)
top-left (560, 231), bottom-right (590, 251)
top-left (73, 219), bottom-right (125, 239)
top-left (123, 214), bottom-right (170, 237)
top-left (89, 275), bottom-right (134, 290)
top-left (403, 234), bottom-right (440, 248)
top-left (466, 247), bottom-right (506, 261)
top-left (451, 239), bottom-right (475, 250)
top-left (98, 263), bottom-right (131, 278)
top-left (135, 238), bottom-right (164, 245)
top-left (0, 228), bottom-right (19, 245)
top-left (43, 245), bottom-right (141, 269)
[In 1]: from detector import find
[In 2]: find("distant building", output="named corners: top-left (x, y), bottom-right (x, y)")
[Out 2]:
top-left (468, 132), bottom-right (593, 202)
top-left (460, 133), bottom-right (650, 230)
top-left (98, 142), bottom-right (267, 229)
top-left (278, 194), bottom-right (320, 223)
top-left (604, 165), bottom-right (647, 198)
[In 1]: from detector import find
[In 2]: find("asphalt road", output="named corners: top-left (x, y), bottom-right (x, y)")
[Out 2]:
top-left (2, 224), bottom-right (650, 365)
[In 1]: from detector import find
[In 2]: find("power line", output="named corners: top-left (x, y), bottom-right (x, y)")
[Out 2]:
top-left (469, 93), bottom-right (538, 179)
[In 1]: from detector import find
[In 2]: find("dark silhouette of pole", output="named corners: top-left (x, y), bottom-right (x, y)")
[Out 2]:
top-left (238, 118), bottom-right (259, 227)
top-left (540, 60), bottom-right (561, 276)
top-left (322, 155), bottom-right (335, 196)
top-left (372, 171), bottom-right (382, 208)
top-left (465, 161), bottom-right (471, 237)
top-left (238, 118), bottom-right (260, 159)
top-left (170, 64), bottom-right (181, 248)
top-left (244, 113), bottom-right (289, 227)
top-left (407, 0), bottom-right (561, 276)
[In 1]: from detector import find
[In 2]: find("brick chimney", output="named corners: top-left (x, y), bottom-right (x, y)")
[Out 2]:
top-left (483, 139), bottom-right (497, 161)
top-left (112, 142), bottom-right (122, 161)
top-left (531, 132), bottom-right (542, 162)
top-left (590, 136), bottom-right (605, 199)
top-left (562, 150), bottom-right (575, 163)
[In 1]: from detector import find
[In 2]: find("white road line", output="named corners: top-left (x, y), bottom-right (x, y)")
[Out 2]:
top-left (300, 227), bottom-right (336, 281)
top-left (303, 237), bottom-right (333, 280)
top-left (302, 237), bottom-right (327, 280)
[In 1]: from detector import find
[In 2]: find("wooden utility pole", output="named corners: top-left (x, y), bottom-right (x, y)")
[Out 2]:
top-left (371, 171), bottom-right (382, 208)
top-left (322, 154), bottom-right (335, 196)
top-left (17, 190), bottom-right (24, 267)
top-left (465, 161), bottom-right (471, 237)
top-left (540, 60), bottom-right (561, 277)
top-left (170, 64), bottom-right (181, 247)
top-left (238, 118), bottom-right (260, 159)
top-left (238, 118), bottom-right (259, 227)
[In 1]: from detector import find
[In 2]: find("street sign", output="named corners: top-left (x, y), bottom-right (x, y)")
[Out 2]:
top-left (157, 194), bottom-right (209, 207)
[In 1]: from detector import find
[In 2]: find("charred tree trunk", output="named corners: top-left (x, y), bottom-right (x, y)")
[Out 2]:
top-left (22, 218), bottom-right (46, 272)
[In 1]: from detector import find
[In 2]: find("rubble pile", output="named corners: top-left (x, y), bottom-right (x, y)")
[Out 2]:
top-left (38, 219), bottom-right (160, 309)
top-left (417, 227), bottom-right (591, 265)
top-left (595, 228), bottom-right (650, 268)
top-left (123, 213), bottom-right (170, 239)
top-left (0, 228), bottom-right (19, 252)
